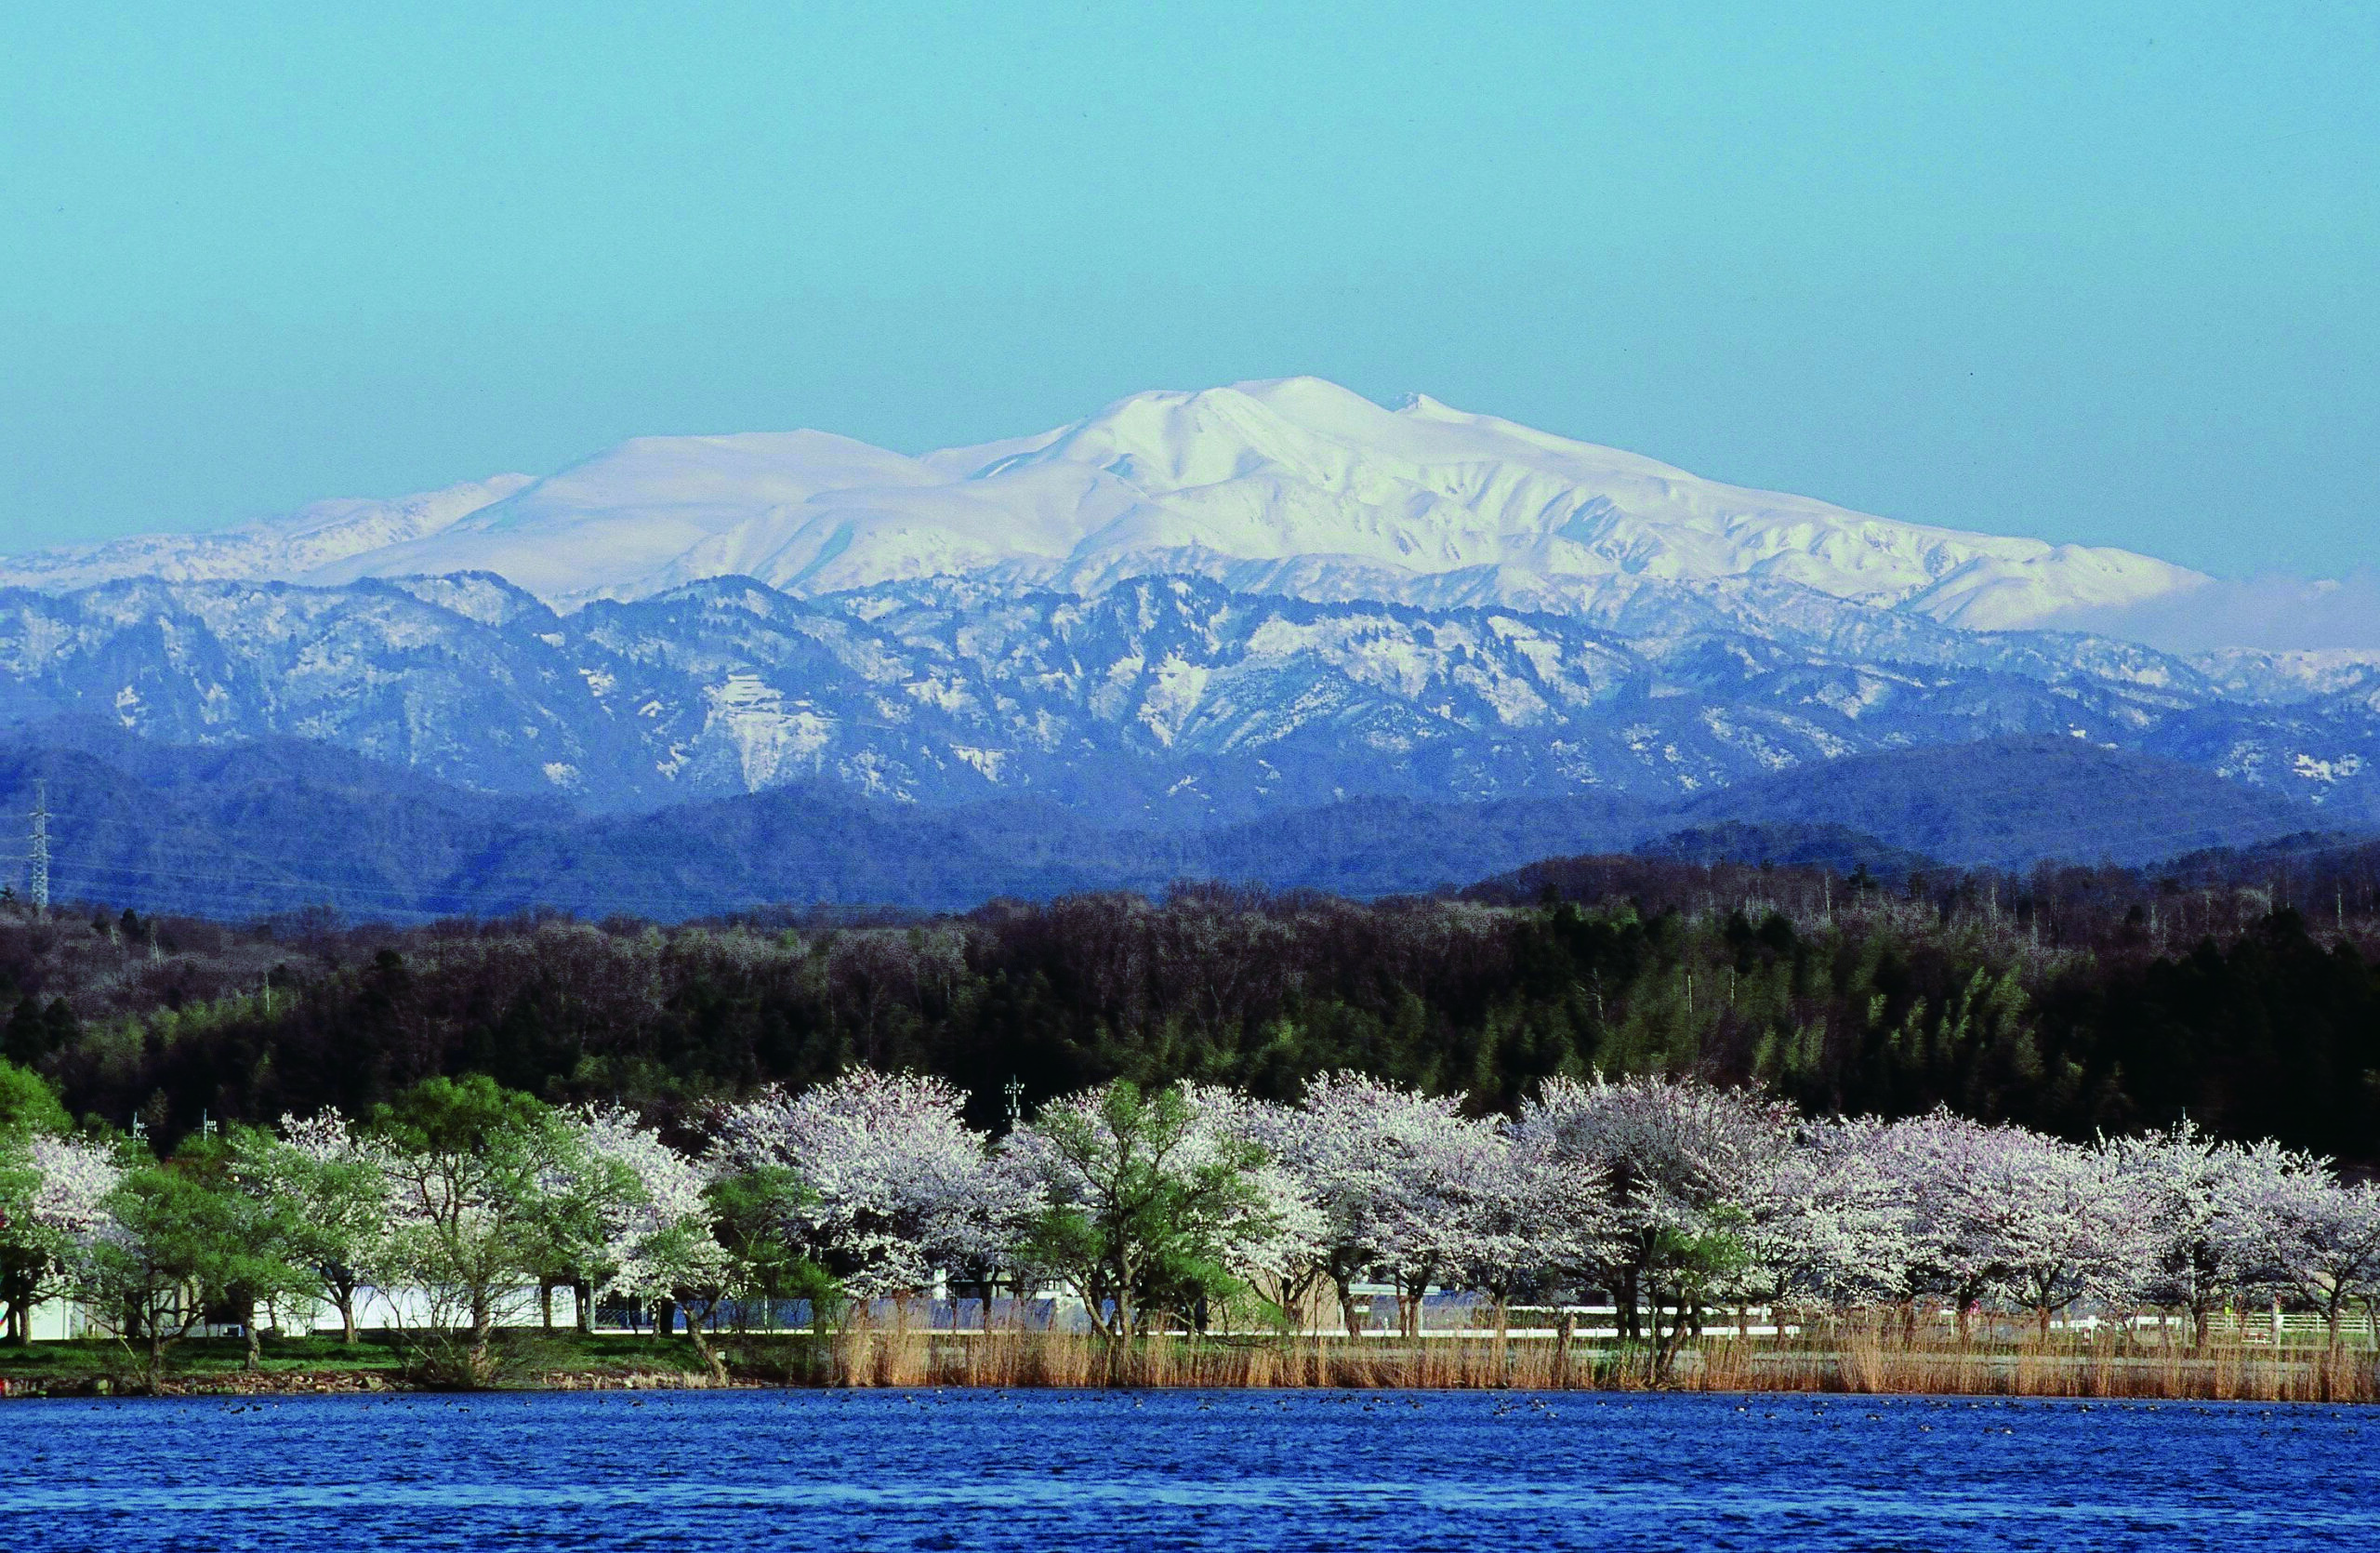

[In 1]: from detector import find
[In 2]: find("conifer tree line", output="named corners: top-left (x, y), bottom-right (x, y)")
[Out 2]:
top-left (7, 1060), bottom-right (2380, 1387)
top-left (5, 859), bottom-right (2380, 1163)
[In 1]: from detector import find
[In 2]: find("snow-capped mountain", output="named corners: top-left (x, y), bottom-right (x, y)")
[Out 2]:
top-left (2, 378), bottom-right (2370, 849)
top-left (0, 572), bottom-right (2372, 830)
top-left (2188, 648), bottom-right (2380, 706)
top-left (0, 476), bottom-right (534, 593)
top-left (0, 378), bottom-right (2202, 632)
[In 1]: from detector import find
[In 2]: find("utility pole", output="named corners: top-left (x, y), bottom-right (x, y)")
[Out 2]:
top-left (27, 778), bottom-right (48, 915)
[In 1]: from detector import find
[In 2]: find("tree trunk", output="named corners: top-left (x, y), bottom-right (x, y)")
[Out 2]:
top-left (2193, 1305), bottom-right (2212, 1352)
top-left (1396, 1281), bottom-right (1426, 1339)
top-left (1554, 1311), bottom-right (1575, 1388)
top-left (575, 1281), bottom-right (593, 1335)
top-left (241, 1297), bottom-right (262, 1373)
top-left (539, 1280), bottom-right (556, 1332)
top-left (337, 1289), bottom-right (358, 1347)
top-left (684, 1297), bottom-right (728, 1385)
top-left (1648, 1289), bottom-right (1689, 1382)
top-left (652, 1298), bottom-right (675, 1340)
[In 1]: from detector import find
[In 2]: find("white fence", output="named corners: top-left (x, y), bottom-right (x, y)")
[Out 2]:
top-left (22, 1284), bottom-right (2373, 1347)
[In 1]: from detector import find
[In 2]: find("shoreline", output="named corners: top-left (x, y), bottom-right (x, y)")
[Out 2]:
top-left (7, 1330), bottom-right (2375, 1404)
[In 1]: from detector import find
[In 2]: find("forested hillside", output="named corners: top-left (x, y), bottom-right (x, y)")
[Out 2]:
top-left (0, 725), bottom-right (2351, 920)
top-left (6, 842), bottom-right (2378, 1164)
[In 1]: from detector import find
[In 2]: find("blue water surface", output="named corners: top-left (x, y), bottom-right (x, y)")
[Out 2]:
top-left (1, 1388), bottom-right (2373, 1551)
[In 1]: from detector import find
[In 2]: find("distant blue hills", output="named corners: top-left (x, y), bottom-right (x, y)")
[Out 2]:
top-left (0, 722), bottom-right (2349, 922)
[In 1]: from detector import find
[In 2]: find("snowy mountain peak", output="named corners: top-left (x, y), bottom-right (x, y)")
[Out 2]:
top-left (0, 379), bottom-right (2204, 634)
top-left (0, 475), bottom-right (534, 593)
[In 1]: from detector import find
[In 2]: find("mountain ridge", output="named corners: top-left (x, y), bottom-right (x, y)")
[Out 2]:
top-left (0, 727), bottom-right (2340, 923)
top-left (9, 570), bottom-right (2373, 824)
top-left (2, 380), bottom-right (2366, 854)
top-left (0, 378), bottom-right (2204, 636)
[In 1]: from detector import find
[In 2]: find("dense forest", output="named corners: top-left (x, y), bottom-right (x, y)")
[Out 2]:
top-left (4, 840), bottom-right (2379, 1164)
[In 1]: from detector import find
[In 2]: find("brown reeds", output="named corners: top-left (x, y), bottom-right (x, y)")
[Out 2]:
top-left (1698, 1311), bottom-right (2379, 1403)
top-left (727, 1306), bottom-right (2378, 1402)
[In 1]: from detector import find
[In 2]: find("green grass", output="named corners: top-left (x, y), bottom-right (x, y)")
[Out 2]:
top-left (0, 1330), bottom-right (725, 1389)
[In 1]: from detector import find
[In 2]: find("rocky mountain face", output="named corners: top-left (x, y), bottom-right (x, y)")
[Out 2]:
top-left (0, 571), bottom-right (2372, 833)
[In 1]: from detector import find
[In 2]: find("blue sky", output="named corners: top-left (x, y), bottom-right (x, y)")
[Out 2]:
top-left (2, 1), bottom-right (2373, 581)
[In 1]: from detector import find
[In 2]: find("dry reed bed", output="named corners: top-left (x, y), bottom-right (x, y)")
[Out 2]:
top-left (760, 1317), bottom-right (2378, 1403)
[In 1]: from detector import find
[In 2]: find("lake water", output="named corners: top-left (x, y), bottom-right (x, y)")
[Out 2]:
top-left (2, 1388), bottom-right (2373, 1550)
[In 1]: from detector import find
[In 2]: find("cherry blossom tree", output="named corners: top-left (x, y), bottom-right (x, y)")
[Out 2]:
top-left (709, 1070), bottom-right (1033, 1302)
top-left (1517, 1074), bottom-right (1793, 1367)
top-left (1949, 1128), bottom-right (2153, 1338)
top-left (569, 1104), bottom-right (737, 1376)
top-left (2256, 1171), bottom-right (2380, 1347)
top-left (1278, 1072), bottom-right (1504, 1338)
top-left (1457, 1117), bottom-right (1612, 1341)
top-left (24, 1056), bottom-right (2380, 1377)
top-left (0, 1131), bottom-right (122, 1344)
top-left (1730, 1117), bottom-right (1911, 1316)
top-left (2112, 1125), bottom-right (2309, 1349)
top-left (1853, 1109), bottom-right (2016, 1334)
top-left (1248, 1073), bottom-right (1390, 1337)
top-left (25, 1134), bottom-right (122, 1238)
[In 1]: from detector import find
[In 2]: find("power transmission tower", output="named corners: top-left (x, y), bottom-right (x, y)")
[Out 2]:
top-left (27, 778), bottom-right (48, 914)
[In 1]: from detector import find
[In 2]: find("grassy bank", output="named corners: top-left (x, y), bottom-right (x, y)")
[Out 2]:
top-left (0, 1334), bottom-right (717, 1398)
top-left (6, 1320), bottom-right (2374, 1403)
